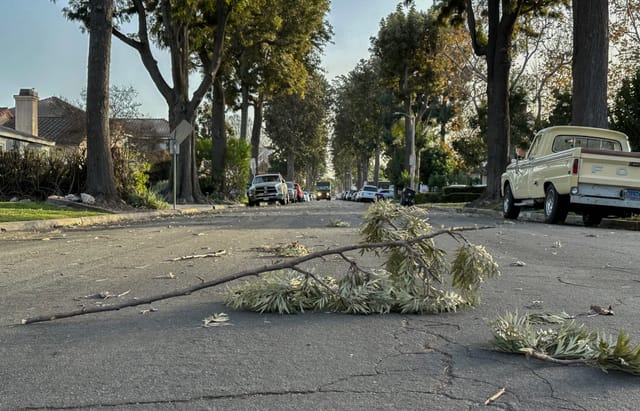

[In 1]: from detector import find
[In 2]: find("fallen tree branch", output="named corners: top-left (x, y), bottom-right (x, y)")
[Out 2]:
top-left (21, 225), bottom-right (493, 325)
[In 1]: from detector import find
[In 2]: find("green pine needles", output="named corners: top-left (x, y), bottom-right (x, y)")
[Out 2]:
top-left (490, 311), bottom-right (640, 375)
top-left (224, 202), bottom-right (500, 314)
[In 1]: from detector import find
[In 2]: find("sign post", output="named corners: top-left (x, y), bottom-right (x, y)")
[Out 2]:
top-left (169, 120), bottom-right (193, 209)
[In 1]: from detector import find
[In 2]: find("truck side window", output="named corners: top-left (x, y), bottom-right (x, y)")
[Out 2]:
top-left (528, 136), bottom-right (540, 159)
top-left (552, 136), bottom-right (574, 152)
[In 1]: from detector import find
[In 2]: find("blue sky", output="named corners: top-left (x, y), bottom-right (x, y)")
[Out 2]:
top-left (0, 1), bottom-right (426, 119)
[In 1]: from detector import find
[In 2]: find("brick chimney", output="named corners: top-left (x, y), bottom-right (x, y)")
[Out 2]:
top-left (14, 88), bottom-right (38, 136)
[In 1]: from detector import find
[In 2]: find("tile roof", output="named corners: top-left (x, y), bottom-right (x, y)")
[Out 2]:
top-left (4, 97), bottom-right (170, 150)
top-left (0, 124), bottom-right (55, 146)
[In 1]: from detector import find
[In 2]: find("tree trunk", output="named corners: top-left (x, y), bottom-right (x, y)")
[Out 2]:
top-left (211, 77), bottom-right (226, 195)
top-left (483, 31), bottom-right (512, 201)
top-left (85, 0), bottom-right (118, 202)
top-left (404, 97), bottom-right (416, 190)
top-left (286, 151), bottom-right (295, 180)
top-left (250, 95), bottom-right (264, 176)
top-left (240, 82), bottom-right (250, 142)
top-left (373, 137), bottom-right (380, 186)
top-left (572, 0), bottom-right (609, 127)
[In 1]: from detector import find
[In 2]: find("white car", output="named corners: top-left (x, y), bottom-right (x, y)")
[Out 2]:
top-left (377, 189), bottom-right (394, 200)
top-left (356, 185), bottom-right (378, 202)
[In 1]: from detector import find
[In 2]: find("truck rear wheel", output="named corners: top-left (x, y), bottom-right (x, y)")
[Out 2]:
top-left (502, 184), bottom-right (521, 219)
top-left (544, 185), bottom-right (569, 224)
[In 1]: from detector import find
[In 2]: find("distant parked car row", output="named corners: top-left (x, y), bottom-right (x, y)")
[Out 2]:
top-left (246, 173), bottom-right (315, 206)
top-left (338, 186), bottom-right (396, 202)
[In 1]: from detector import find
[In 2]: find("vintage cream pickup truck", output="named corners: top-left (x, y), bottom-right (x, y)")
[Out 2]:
top-left (501, 125), bottom-right (640, 226)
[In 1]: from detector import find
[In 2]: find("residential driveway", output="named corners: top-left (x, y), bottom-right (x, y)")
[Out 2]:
top-left (1, 201), bottom-right (640, 410)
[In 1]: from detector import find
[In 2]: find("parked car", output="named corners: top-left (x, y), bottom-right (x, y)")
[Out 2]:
top-left (247, 173), bottom-right (289, 206)
top-left (356, 185), bottom-right (378, 202)
top-left (303, 191), bottom-right (311, 202)
top-left (377, 189), bottom-right (394, 200)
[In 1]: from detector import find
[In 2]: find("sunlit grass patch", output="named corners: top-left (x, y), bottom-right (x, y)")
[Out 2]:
top-left (0, 202), bottom-right (106, 222)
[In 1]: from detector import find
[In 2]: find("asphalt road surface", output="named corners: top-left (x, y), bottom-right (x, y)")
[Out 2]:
top-left (2, 200), bottom-right (640, 410)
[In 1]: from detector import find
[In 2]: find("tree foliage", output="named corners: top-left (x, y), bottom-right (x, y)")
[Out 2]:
top-left (371, 5), bottom-right (443, 190)
top-left (224, 0), bottom-right (331, 167)
top-left (331, 58), bottom-right (390, 188)
top-left (264, 71), bottom-right (330, 183)
top-left (610, 67), bottom-right (640, 151)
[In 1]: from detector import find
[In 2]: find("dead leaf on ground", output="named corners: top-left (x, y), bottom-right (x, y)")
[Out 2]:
top-left (327, 219), bottom-right (350, 227)
top-left (83, 289), bottom-right (130, 299)
top-left (589, 305), bottom-right (614, 316)
top-left (202, 313), bottom-right (231, 327)
top-left (154, 272), bottom-right (176, 279)
top-left (253, 242), bottom-right (309, 257)
top-left (140, 307), bottom-right (158, 314)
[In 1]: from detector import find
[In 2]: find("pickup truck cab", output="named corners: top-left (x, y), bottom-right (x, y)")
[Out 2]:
top-left (501, 126), bottom-right (640, 226)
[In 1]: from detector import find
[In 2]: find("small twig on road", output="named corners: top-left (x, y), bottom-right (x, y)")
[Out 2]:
top-left (21, 225), bottom-right (494, 325)
top-left (168, 249), bottom-right (226, 261)
top-left (484, 387), bottom-right (506, 405)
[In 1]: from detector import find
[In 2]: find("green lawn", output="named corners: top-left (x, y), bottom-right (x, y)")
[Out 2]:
top-left (0, 202), bottom-right (106, 223)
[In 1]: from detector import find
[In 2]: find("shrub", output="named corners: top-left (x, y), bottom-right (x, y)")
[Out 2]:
top-left (415, 192), bottom-right (442, 204)
top-left (0, 149), bottom-right (85, 200)
top-left (442, 185), bottom-right (485, 195)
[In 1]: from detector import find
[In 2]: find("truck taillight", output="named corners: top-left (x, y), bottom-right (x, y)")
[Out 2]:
top-left (572, 158), bottom-right (579, 175)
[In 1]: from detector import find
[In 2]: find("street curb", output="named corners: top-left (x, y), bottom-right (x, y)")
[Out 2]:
top-left (0, 205), bottom-right (236, 234)
top-left (428, 205), bottom-right (639, 230)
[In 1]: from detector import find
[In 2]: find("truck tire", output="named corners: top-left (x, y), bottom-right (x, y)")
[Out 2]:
top-left (544, 185), bottom-right (569, 224)
top-left (502, 184), bottom-right (521, 219)
top-left (582, 212), bottom-right (603, 227)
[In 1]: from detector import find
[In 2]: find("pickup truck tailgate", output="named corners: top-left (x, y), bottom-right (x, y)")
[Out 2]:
top-left (578, 149), bottom-right (640, 189)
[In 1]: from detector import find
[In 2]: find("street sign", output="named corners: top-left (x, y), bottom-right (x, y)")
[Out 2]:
top-left (171, 120), bottom-right (193, 145)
